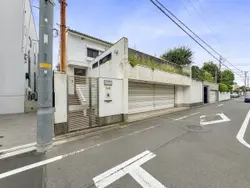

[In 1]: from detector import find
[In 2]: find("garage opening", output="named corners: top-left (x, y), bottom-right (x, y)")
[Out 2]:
top-left (128, 82), bottom-right (175, 114)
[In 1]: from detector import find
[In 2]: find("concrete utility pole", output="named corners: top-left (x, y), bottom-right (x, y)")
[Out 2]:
top-left (37, 0), bottom-right (54, 153)
top-left (244, 71), bottom-right (248, 97)
top-left (60, 0), bottom-right (67, 72)
top-left (219, 56), bottom-right (222, 81)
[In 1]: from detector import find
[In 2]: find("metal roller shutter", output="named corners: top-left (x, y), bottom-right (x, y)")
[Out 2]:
top-left (129, 82), bottom-right (154, 114)
top-left (155, 85), bottom-right (175, 110)
top-left (128, 82), bottom-right (175, 114)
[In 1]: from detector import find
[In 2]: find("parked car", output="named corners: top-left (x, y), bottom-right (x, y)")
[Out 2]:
top-left (231, 93), bottom-right (239, 98)
top-left (245, 93), bottom-right (250, 103)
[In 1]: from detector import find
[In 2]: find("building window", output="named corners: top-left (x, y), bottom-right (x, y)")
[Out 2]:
top-left (74, 68), bottom-right (86, 76)
top-left (87, 48), bottom-right (99, 58)
top-left (92, 62), bottom-right (99, 69)
top-left (99, 53), bottom-right (112, 65)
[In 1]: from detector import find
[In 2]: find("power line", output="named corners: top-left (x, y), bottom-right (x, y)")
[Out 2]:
top-left (151, 0), bottom-right (244, 75)
top-left (149, 0), bottom-right (244, 77)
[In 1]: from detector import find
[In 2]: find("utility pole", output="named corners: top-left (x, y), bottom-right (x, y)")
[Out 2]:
top-left (219, 56), bottom-right (222, 82)
top-left (244, 71), bottom-right (248, 97)
top-left (37, 0), bottom-right (54, 153)
top-left (60, 0), bottom-right (67, 72)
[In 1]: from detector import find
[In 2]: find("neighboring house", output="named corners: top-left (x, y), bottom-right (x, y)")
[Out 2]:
top-left (0, 0), bottom-right (38, 114)
top-left (64, 29), bottom-right (111, 78)
top-left (232, 83), bottom-right (240, 91)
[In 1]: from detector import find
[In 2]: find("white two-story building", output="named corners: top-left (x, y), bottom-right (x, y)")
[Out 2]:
top-left (0, 0), bottom-right (38, 114)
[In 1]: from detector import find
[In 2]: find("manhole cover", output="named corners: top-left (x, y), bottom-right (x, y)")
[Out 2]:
top-left (183, 124), bottom-right (211, 133)
top-left (187, 125), bottom-right (203, 131)
top-left (0, 136), bottom-right (3, 138)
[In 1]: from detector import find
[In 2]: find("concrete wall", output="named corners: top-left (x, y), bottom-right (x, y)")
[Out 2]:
top-left (0, 0), bottom-right (38, 114)
top-left (125, 64), bottom-right (191, 86)
top-left (204, 81), bottom-right (218, 90)
top-left (219, 92), bottom-right (230, 101)
top-left (54, 73), bottom-right (67, 124)
top-left (174, 86), bottom-right (190, 107)
top-left (175, 80), bottom-right (203, 107)
top-left (89, 37), bottom-right (128, 79)
top-left (98, 77), bottom-right (128, 125)
top-left (190, 80), bottom-right (203, 105)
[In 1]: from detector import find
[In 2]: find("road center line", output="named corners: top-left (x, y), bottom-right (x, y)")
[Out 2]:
top-left (0, 124), bottom-right (162, 180)
top-left (174, 112), bottom-right (200, 121)
top-left (236, 109), bottom-right (250, 148)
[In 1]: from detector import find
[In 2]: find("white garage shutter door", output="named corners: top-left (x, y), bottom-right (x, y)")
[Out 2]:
top-left (129, 82), bottom-right (154, 114)
top-left (155, 85), bottom-right (175, 110)
top-left (210, 90), bottom-right (217, 103)
top-left (128, 82), bottom-right (175, 114)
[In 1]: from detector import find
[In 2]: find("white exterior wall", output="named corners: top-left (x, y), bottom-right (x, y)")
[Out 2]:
top-left (66, 32), bottom-right (110, 69)
top-left (125, 64), bottom-right (191, 86)
top-left (175, 80), bottom-right (203, 106)
top-left (99, 78), bottom-right (125, 117)
top-left (89, 38), bottom-right (128, 79)
top-left (0, 0), bottom-right (38, 114)
top-left (190, 80), bottom-right (203, 104)
top-left (219, 92), bottom-right (230, 101)
top-left (54, 73), bottom-right (67, 123)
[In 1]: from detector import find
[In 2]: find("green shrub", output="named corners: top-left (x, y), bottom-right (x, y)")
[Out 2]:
top-left (128, 55), bottom-right (190, 76)
top-left (219, 83), bottom-right (229, 92)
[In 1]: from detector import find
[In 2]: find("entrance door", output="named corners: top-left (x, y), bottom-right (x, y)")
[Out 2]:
top-left (204, 86), bottom-right (208, 103)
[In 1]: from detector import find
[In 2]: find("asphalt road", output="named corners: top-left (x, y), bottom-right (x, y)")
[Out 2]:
top-left (1, 98), bottom-right (250, 188)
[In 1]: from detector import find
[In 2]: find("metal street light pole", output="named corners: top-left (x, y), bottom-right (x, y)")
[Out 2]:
top-left (37, 0), bottom-right (54, 153)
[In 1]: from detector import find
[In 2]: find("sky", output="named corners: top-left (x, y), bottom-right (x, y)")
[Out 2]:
top-left (32, 0), bottom-right (250, 85)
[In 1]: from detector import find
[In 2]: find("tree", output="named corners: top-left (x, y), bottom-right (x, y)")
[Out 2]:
top-left (202, 61), bottom-right (220, 83)
top-left (203, 71), bottom-right (215, 83)
top-left (161, 46), bottom-right (194, 66)
top-left (221, 70), bottom-right (234, 86)
top-left (219, 83), bottom-right (229, 92)
top-left (192, 66), bottom-right (203, 81)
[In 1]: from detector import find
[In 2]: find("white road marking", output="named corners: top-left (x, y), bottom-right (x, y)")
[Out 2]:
top-left (130, 167), bottom-right (166, 188)
top-left (200, 113), bottom-right (231, 126)
top-left (0, 156), bottom-right (62, 179)
top-left (0, 146), bottom-right (36, 160)
top-left (174, 112), bottom-right (200, 121)
top-left (0, 143), bottom-right (36, 154)
top-left (218, 104), bottom-right (223, 107)
top-left (0, 124), bottom-right (162, 179)
top-left (236, 109), bottom-right (250, 148)
top-left (93, 151), bottom-right (166, 188)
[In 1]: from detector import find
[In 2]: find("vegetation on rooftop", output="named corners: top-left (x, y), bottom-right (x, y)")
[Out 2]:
top-left (128, 55), bottom-right (190, 77)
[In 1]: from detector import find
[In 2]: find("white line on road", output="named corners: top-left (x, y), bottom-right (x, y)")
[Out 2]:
top-left (236, 109), bottom-right (250, 148)
top-left (0, 146), bottom-right (36, 160)
top-left (93, 151), bottom-right (166, 188)
top-left (0, 124), bottom-right (162, 180)
top-left (130, 166), bottom-right (166, 188)
top-left (200, 113), bottom-right (231, 126)
top-left (174, 112), bottom-right (200, 121)
top-left (218, 104), bottom-right (223, 107)
top-left (0, 143), bottom-right (36, 154)
top-left (0, 156), bottom-right (63, 179)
